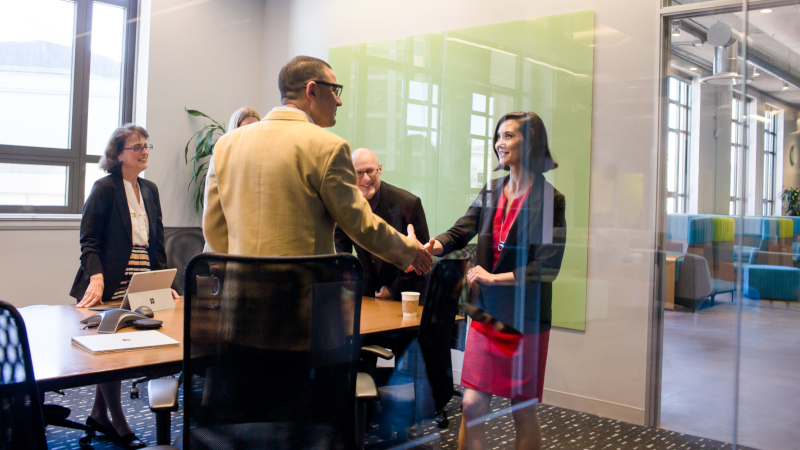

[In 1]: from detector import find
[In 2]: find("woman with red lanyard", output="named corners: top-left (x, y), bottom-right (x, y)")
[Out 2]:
top-left (426, 112), bottom-right (566, 449)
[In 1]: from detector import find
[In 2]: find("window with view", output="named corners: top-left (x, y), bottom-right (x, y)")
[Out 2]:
top-left (0, 0), bottom-right (137, 214)
top-left (730, 97), bottom-right (751, 215)
top-left (665, 77), bottom-right (691, 214)
top-left (762, 110), bottom-right (779, 215)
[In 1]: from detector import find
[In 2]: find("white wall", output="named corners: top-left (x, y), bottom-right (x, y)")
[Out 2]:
top-left (144, 0), bottom-right (267, 227)
top-left (0, 218), bottom-right (80, 307)
top-left (260, 0), bottom-right (661, 425)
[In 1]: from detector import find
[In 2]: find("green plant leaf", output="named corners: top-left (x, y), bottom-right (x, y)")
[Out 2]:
top-left (186, 108), bottom-right (225, 129)
top-left (184, 130), bottom-right (202, 163)
top-left (185, 108), bottom-right (225, 214)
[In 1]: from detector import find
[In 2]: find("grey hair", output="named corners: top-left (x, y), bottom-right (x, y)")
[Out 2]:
top-left (227, 107), bottom-right (261, 131)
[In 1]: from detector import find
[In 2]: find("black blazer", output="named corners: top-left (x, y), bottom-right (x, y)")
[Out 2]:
top-left (69, 172), bottom-right (167, 304)
top-left (334, 182), bottom-right (430, 301)
top-left (435, 176), bottom-right (566, 334)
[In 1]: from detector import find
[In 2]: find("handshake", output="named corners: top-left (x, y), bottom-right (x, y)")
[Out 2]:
top-left (405, 224), bottom-right (444, 275)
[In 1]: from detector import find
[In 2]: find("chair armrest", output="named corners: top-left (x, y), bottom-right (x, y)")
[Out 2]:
top-left (361, 345), bottom-right (393, 360)
top-left (148, 378), bottom-right (180, 412)
top-left (356, 372), bottom-right (378, 400)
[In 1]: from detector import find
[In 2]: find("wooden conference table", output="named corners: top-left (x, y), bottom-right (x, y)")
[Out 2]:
top-left (20, 297), bottom-right (427, 392)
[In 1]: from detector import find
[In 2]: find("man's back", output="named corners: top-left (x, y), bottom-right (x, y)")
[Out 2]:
top-left (203, 108), bottom-right (416, 270)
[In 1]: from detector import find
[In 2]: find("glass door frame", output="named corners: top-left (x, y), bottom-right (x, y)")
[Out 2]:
top-left (650, 0), bottom-right (800, 432)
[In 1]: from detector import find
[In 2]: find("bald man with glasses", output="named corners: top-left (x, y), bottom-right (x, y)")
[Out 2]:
top-left (335, 148), bottom-right (431, 301)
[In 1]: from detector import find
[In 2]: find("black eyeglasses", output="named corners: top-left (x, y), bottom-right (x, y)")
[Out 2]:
top-left (305, 80), bottom-right (344, 98)
top-left (122, 144), bottom-right (153, 153)
top-left (356, 168), bottom-right (378, 178)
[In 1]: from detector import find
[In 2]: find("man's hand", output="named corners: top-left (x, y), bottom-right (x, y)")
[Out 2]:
top-left (405, 224), bottom-right (433, 275)
top-left (76, 273), bottom-right (104, 308)
top-left (467, 265), bottom-right (495, 288)
top-left (375, 286), bottom-right (392, 299)
top-left (171, 289), bottom-right (181, 302)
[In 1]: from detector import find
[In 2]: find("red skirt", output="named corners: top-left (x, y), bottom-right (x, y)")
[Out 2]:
top-left (460, 320), bottom-right (549, 402)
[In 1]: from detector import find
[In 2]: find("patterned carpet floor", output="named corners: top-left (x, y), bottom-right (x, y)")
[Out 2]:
top-left (44, 381), bottom-right (751, 449)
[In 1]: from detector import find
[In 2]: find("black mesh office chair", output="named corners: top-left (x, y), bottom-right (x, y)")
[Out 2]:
top-left (0, 300), bottom-right (48, 450)
top-left (366, 256), bottom-right (469, 445)
top-left (163, 227), bottom-right (206, 296)
top-left (173, 253), bottom-right (371, 449)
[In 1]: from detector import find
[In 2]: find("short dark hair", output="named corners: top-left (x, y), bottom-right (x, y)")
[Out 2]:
top-left (492, 112), bottom-right (558, 174)
top-left (278, 56), bottom-right (332, 102)
top-left (99, 124), bottom-right (149, 173)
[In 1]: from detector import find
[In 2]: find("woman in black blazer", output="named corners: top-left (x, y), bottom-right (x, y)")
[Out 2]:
top-left (70, 124), bottom-right (176, 449)
top-left (428, 112), bottom-right (566, 450)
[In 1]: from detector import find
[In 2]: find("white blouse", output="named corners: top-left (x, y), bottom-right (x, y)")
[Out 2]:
top-left (123, 178), bottom-right (149, 247)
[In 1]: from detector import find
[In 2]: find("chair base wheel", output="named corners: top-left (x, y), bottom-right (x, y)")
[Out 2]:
top-left (79, 432), bottom-right (93, 448)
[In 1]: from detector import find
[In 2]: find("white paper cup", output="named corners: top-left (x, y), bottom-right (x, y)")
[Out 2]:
top-left (401, 292), bottom-right (420, 317)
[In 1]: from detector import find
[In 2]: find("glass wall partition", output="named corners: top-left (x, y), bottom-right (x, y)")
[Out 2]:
top-left (660, 2), bottom-right (800, 449)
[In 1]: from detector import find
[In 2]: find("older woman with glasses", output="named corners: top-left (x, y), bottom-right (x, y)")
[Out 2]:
top-left (70, 123), bottom-right (177, 449)
top-left (426, 112), bottom-right (566, 450)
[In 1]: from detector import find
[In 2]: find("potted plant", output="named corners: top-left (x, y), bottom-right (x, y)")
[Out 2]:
top-left (185, 109), bottom-right (226, 213)
top-left (782, 186), bottom-right (800, 216)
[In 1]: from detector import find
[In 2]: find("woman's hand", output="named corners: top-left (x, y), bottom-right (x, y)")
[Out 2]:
top-left (467, 266), bottom-right (495, 288)
top-left (77, 273), bottom-right (104, 308)
top-left (425, 239), bottom-right (444, 256)
top-left (171, 289), bottom-right (181, 302)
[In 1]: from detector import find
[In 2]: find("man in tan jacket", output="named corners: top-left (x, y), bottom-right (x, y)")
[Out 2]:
top-left (203, 56), bottom-right (432, 274)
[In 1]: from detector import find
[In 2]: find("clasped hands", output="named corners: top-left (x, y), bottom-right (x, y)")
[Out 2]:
top-left (405, 224), bottom-right (437, 276)
top-left (406, 233), bottom-right (495, 289)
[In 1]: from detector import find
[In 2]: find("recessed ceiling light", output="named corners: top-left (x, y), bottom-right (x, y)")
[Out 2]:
top-left (783, 82), bottom-right (790, 90)
top-left (671, 21), bottom-right (681, 37)
top-left (760, 9), bottom-right (773, 13)
top-left (689, 67), bottom-right (698, 71)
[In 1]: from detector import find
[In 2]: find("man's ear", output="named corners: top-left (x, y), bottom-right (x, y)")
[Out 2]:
top-left (305, 81), bottom-right (317, 100)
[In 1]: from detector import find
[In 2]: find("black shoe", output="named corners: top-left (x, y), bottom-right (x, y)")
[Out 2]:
top-left (85, 416), bottom-right (115, 437)
top-left (112, 433), bottom-right (146, 449)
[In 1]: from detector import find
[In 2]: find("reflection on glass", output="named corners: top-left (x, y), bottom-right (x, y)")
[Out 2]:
top-left (0, 0), bottom-right (75, 149)
top-left (408, 80), bottom-right (427, 101)
top-left (470, 114), bottom-right (487, 137)
top-left (0, 163), bottom-right (68, 206)
top-left (86, 3), bottom-right (125, 156)
top-left (470, 138), bottom-right (485, 189)
top-left (472, 93), bottom-right (486, 112)
top-left (407, 103), bottom-right (428, 128)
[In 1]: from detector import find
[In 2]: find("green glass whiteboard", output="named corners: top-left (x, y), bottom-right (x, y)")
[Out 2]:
top-left (330, 11), bottom-right (593, 330)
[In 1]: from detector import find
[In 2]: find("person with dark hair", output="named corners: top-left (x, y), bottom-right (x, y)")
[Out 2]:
top-left (426, 112), bottom-right (566, 450)
top-left (69, 124), bottom-right (178, 448)
top-left (203, 56), bottom-right (432, 275)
